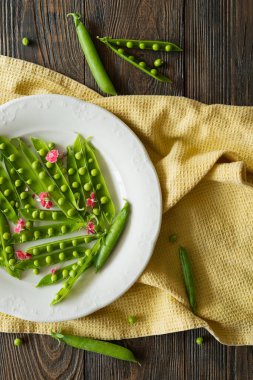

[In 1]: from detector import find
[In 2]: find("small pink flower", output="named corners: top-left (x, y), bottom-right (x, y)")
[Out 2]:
top-left (87, 221), bottom-right (95, 235)
top-left (39, 192), bottom-right (53, 209)
top-left (86, 192), bottom-right (96, 208)
top-left (51, 268), bottom-right (57, 274)
top-left (32, 194), bottom-right (36, 199)
top-left (45, 201), bottom-right (53, 209)
top-left (14, 219), bottom-right (26, 233)
top-left (45, 149), bottom-right (59, 163)
top-left (39, 192), bottom-right (49, 201)
top-left (16, 251), bottom-right (32, 260)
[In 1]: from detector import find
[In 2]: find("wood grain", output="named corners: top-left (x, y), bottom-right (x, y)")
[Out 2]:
top-left (0, 0), bottom-right (252, 379)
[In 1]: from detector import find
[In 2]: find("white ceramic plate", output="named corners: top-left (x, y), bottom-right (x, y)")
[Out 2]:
top-left (0, 94), bottom-right (162, 322)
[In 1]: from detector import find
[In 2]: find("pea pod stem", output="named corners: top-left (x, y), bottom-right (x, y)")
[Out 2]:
top-left (67, 13), bottom-right (117, 96)
top-left (51, 332), bottom-right (139, 364)
top-left (179, 246), bottom-right (197, 314)
top-left (98, 38), bottom-right (172, 83)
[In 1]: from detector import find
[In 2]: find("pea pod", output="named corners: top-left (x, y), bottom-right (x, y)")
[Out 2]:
top-left (95, 201), bottom-right (130, 271)
top-left (19, 208), bottom-right (66, 222)
top-left (0, 136), bottom-right (45, 194)
top-left (51, 332), bottom-right (139, 364)
top-left (98, 38), bottom-right (172, 83)
top-left (98, 36), bottom-right (182, 52)
top-left (0, 161), bottom-right (16, 203)
top-left (66, 146), bottom-right (86, 210)
top-left (18, 138), bottom-right (84, 222)
top-left (11, 220), bottom-right (84, 244)
top-left (179, 246), bottom-right (197, 314)
top-left (36, 263), bottom-right (75, 287)
top-left (27, 233), bottom-right (99, 255)
top-left (4, 159), bottom-right (36, 210)
top-left (31, 137), bottom-right (82, 211)
top-left (14, 246), bottom-right (87, 271)
top-left (0, 211), bottom-right (19, 278)
top-left (51, 239), bottom-right (101, 305)
top-left (0, 191), bottom-right (18, 223)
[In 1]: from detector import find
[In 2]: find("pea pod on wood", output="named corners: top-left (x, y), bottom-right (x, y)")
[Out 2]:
top-left (98, 36), bottom-right (182, 52)
top-left (36, 263), bottom-right (75, 287)
top-left (11, 220), bottom-right (84, 244)
top-left (19, 208), bottom-right (66, 222)
top-left (0, 211), bottom-right (19, 278)
top-left (98, 38), bottom-right (172, 82)
top-left (179, 246), bottom-right (197, 314)
top-left (51, 239), bottom-right (101, 305)
top-left (95, 201), bottom-right (130, 271)
top-left (67, 145), bottom-right (86, 210)
top-left (18, 138), bottom-right (83, 222)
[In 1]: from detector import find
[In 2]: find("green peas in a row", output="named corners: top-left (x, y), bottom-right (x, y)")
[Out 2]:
top-left (36, 263), bottom-right (75, 287)
top-left (98, 37), bottom-right (182, 52)
top-left (0, 191), bottom-right (18, 224)
top-left (19, 208), bottom-right (66, 222)
top-left (66, 145), bottom-right (86, 210)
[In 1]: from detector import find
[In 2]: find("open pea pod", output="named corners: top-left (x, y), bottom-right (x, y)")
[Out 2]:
top-left (0, 211), bottom-right (20, 278)
top-left (51, 239), bottom-right (101, 305)
top-left (73, 134), bottom-right (115, 226)
top-left (36, 263), bottom-right (74, 287)
top-left (4, 159), bottom-right (36, 210)
top-left (0, 191), bottom-right (18, 223)
top-left (0, 161), bottom-right (17, 204)
top-left (11, 220), bottom-right (84, 244)
top-left (67, 145), bottom-right (86, 211)
top-left (18, 138), bottom-right (84, 223)
top-left (19, 208), bottom-right (66, 222)
top-left (14, 246), bottom-right (87, 271)
top-left (31, 137), bottom-right (82, 211)
top-left (27, 233), bottom-right (99, 255)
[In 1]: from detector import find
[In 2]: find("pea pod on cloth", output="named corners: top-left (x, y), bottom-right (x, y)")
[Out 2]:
top-left (0, 211), bottom-right (19, 278)
top-left (51, 239), bottom-right (101, 305)
top-left (66, 145), bottom-right (86, 211)
top-left (95, 201), bottom-right (130, 271)
top-left (98, 36), bottom-right (182, 52)
top-left (179, 246), bottom-right (197, 314)
top-left (51, 332), bottom-right (139, 364)
top-left (36, 263), bottom-right (75, 287)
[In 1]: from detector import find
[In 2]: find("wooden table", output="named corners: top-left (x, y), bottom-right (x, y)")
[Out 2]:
top-left (0, 1), bottom-right (252, 379)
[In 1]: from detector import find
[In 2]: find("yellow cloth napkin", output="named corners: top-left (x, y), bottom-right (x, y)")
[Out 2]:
top-left (0, 55), bottom-right (252, 345)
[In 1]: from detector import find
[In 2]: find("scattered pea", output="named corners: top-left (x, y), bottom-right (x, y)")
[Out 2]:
top-left (128, 315), bottom-right (137, 325)
top-left (139, 61), bottom-right (146, 68)
top-left (152, 43), bottom-right (159, 51)
top-left (139, 42), bottom-right (146, 49)
top-left (78, 167), bottom-right (85, 175)
top-left (14, 338), bottom-right (23, 346)
top-left (68, 168), bottom-right (75, 175)
top-left (91, 169), bottom-right (97, 176)
top-left (62, 269), bottom-right (69, 278)
top-left (196, 337), bottom-right (204, 345)
top-left (33, 248), bottom-right (39, 255)
top-left (22, 37), bottom-right (29, 46)
top-left (51, 274), bottom-right (57, 282)
top-left (59, 252), bottom-right (65, 261)
top-left (72, 251), bottom-right (78, 257)
top-left (154, 58), bottom-right (163, 67)
top-left (4, 189), bottom-right (11, 197)
top-left (126, 41), bottom-right (133, 48)
top-left (169, 233), bottom-right (177, 243)
top-left (46, 256), bottom-right (52, 264)
top-left (128, 55), bottom-right (135, 61)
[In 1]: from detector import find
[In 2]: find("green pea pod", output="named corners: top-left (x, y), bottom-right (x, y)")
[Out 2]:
top-left (0, 211), bottom-right (19, 278)
top-left (4, 159), bottom-right (36, 210)
top-left (18, 138), bottom-right (84, 222)
top-left (0, 161), bottom-right (17, 202)
top-left (179, 246), bottom-right (197, 314)
top-left (67, 13), bottom-right (117, 96)
top-left (11, 221), bottom-right (84, 244)
top-left (99, 37), bottom-right (182, 52)
top-left (31, 137), bottom-right (82, 211)
top-left (27, 233), bottom-right (99, 255)
top-left (95, 201), bottom-right (130, 271)
top-left (0, 191), bottom-right (18, 223)
top-left (98, 38), bottom-right (172, 83)
top-left (14, 246), bottom-right (87, 271)
top-left (36, 263), bottom-right (74, 287)
top-left (51, 239), bottom-right (101, 305)
top-left (19, 208), bottom-right (66, 222)
top-left (0, 136), bottom-right (45, 194)
top-left (51, 332), bottom-right (139, 364)
top-left (66, 145), bottom-right (86, 210)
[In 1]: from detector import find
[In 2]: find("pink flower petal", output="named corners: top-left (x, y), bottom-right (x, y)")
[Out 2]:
top-left (45, 149), bottom-right (59, 163)
top-left (45, 200), bottom-right (53, 209)
top-left (87, 221), bottom-right (95, 235)
top-left (51, 268), bottom-right (57, 274)
top-left (16, 251), bottom-right (32, 260)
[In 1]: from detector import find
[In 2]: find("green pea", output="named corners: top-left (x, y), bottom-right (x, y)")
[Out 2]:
top-left (139, 42), bottom-right (146, 49)
top-left (88, 158), bottom-right (93, 164)
top-left (32, 161), bottom-right (39, 169)
top-left (62, 269), bottom-right (69, 278)
top-left (72, 264), bottom-right (78, 271)
top-left (126, 41), bottom-right (133, 48)
top-left (14, 338), bottom-right (23, 346)
top-left (150, 69), bottom-right (158, 75)
top-left (17, 168), bottom-right (24, 174)
top-left (24, 204), bottom-right (30, 209)
top-left (54, 294), bottom-right (60, 301)
top-left (3, 189), bottom-right (10, 197)
top-left (58, 197), bottom-right (65, 206)
top-left (72, 239), bottom-right (77, 247)
top-left (169, 233), bottom-right (178, 243)
top-left (118, 48), bottom-right (124, 54)
top-left (77, 259), bottom-right (83, 266)
top-left (9, 154), bottom-right (16, 162)
top-left (78, 167), bottom-right (86, 175)
top-left (139, 61), bottom-right (146, 68)
top-left (10, 168), bottom-right (15, 175)
top-left (62, 167), bottom-right (67, 173)
top-left (154, 58), bottom-right (163, 67)
top-left (91, 169), bottom-right (98, 176)
top-left (26, 221), bottom-right (32, 228)
top-left (34, 230), bottom-right (40, 239)
top-left (46, 245), bottom-right (52, 252)
top-left (75, 152), bottom-right (82, 160)
top-left (67, 208), bottom-right (76, 217)
top-left (84, 237), bottom-right (92, 243)
top-left (59, 242), bottom-right (65, 249)
top-left (21, 233), bottom-right (27, 242)
top-left (39, 211), bottom-right (45, 220)
top-left (100, 196), bottom-right (108, 204)
top-left (51, 274), bottom-right (57, 282)
top-left (128, 315), bottom-right (137, 325)
top-left (152, 43), bottom-right (159, 51)
top-left (9, 259), bottom-right (16, 266)
top-left (84, 183), bottom-right (91, 191)
top-left (39, 171), bottom-right (46, 179)
top-left (128, 55), bottom-right (135, 61)
top-left (39, 148), bottom-right (47, 156)
top-left (61, 184), bottom-right (67, 192)
top-left (48, 142), bottom-right (55, 149)
top-left (5, 246), bottom-right (13, 254)
top-left (48, 227), bottom-right (54, 237)
top-left (3, 232), bottom-right (10, 240)
top-left (15, 179), bottom-right (22, 187)
top-left (10, 200), bottom-right (15, 207)
top-left (22, 37), bottom-right (29, 46)
top-left (85, 249), bottom-right (91, 256)
top-left (96, 183), bottom-right (102, 190)
top-left (20, 192), bottom-right (28, 200)
top-left (33, 268), bottom-right (40, 275)
top-left (3, 209), bottom-right (8, 214)
top-left (165, 44), bottom-right (172, 52)
top-left (48, 184), bottom-right (55, 192)
top-left (59, 252), bottom-right (65, 261)
top-left (32, 210), bottom-right (39, 218)
top-left (61, 225), bottom-right (67, 233)
top-left (0, 143), bottom-right (6, 150)
top-left (93, 208), bottom-right (100, 216)
top-left (34, 260), bottom-right (39, 267)
top-left (54, 173), bottom-right (60, 180)
top-left (46, 162), bottom-right (53, 168)
top-left (0, 177), bottom-right (4, 184)
top-left (68, 168), bottom-right (75, 175)
top-left (196, 337), bottom-right (204, 345)
top-left (45, 256), bottom-right (52, 264)
top-left (72, 182), bottom-right (79, 188)
top-left (72, 250), bottom-right (78, 257)
top-left (69, 270), bottom-right (76, 278)
top-left (115, 40), bottom-right (121, 45)
top-left (74, 192), bottom-right (80, 199)
top-left (26, 179), bottom-right (33, 185)
top-left (63, 282), bottom-right (69, 289)
top-left (33, 248), bottom-right (39, 255)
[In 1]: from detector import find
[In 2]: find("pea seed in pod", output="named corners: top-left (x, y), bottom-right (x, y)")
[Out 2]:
top-left (33, 268), bottom-right (40, 275)
top-left (77, 259), bottom-right (83, 266)
top-left (0, 143), bottom-right (6, 150)
top-left (46, 256), bottom-right (52, 264)
top-left (63, 282), bottom-right (68, 289)
top-left (26, 221), bottom-right (32, 228)
top-left (62, 269), bottom-right (69, 278)
top-left (75, 152), bottom-right (82, 160)
top-left (20, 192), bottom-right (28, 200)
top-left (139, 42), bottom-right (146, 49)
top-left (139, 61), bottom-right (146, 68)
top-left (34, 231), bottom-right (40, 239)
top-left (51, 274), bottom-right (57, 282)
top-left (101, 196), bottom-right (108, 204)
top-left (9, 259), bottom-right (16, 266)
top-left (154, 58), bottom-right (163, 67)
top-left (26, 179), bottom-right (33, 185)
top-left (48, 142), bottom-right (55, 149)
top-left (10, 200), bottom-right (15, 206)
top-left (32, 210), bottom-right (39, 219)
top-left (72, 182), bottom-right (79, 188)
top-left (118, 48), bottom-right (124, 54)
top-left (72, 239), bottom-right (77, 247)
top-left (39, 171), bottom-right (46, 179)
top-left (48, 184), bottom-right (55, 192)
top-left (52, 212), bottom-right (58, 220)
top-left (126, 41), bottom-right (133, 48)
top-left (24, 204), bottom-right (30, 209)
top-left (34, 260), bottom-right (39, 267)
top-left (72, 264), bottom-right (78, 271)
top-left (72, 251), bottom-right (78, 257)
top-left (5, 246), bottom-right (13, 254)
top-left (46, 162), bottom-right (53, 168)
top-left (96, 183), bottom-right (102, 190)
top-left (93, 208), bottom-right (100, 216)
top-left (9, 154), bottom-right (16, 162)
top-left (59, 252), bottom-right (65, 261)
top-left (128, 56), bottom-right (135, 61)
top-left (85, 249), bottom-right (91, 256)
top-left (48, 227), bottom-right (54, 237)
top-left (61, 185), bottom-right (67, 192)
top-left (21, 233), bottom-right (27, 242)
top-left (78, 167), bottom-right (85, 175)
top-left (39, 148), bottom-right (47, 156)
top-left (68, 168), bottom-right (75, 175)
top-left (74, 192), bottom-right (80, 199)
top-left (84, 183), bottom-right (91, 191)
top-left (3, 232), bottom-right (10, 240)
top-left (47, 245), bottom-right (52, 252)
top-left (54, 173), bottom-right (60, 180)
top-left (88, 158), bottom-right (93, 164)
top-left (69, 270), bottom-right (76, 278)
top-left (91, 169), bottom-right (97, 177)
top-left (59, 242), bottom-right (65, 249)
top-left (32, 160), bottom-right (39, 169)
top-left (67, 208), bottom-right (76, 217)
top-left (165, 44), bottom-right (172, 52)
top-left (39, 211), bottom-right (45, 220)
top-left (0, 177), bottom-right (4, 184)
top-left (18, 168), bottom-right (24, 174)
top-left (15, 179), bottom-right (22, 187)
top-left (150, 69), bottom-right (158, 75)
top-left (152, 43), bottom-right (159, 51)
top-left (61, 225), bottom-right (67, 234)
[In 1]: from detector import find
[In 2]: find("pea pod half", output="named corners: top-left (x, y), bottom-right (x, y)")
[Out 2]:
top-left (36, 263), bottom-right (74, 287)
top-left (19, 208), bottom-right (66, 222)
top-left (0, 161), bottom-right (16, 204)
top-left (66, 145), bottom-right (86, 210)
top-left (0, 191), bottom-right (18, 223)
top-left (0, 211), bottom-right (19, 278)
top-left (179, 246), bottom-right (197, 314)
